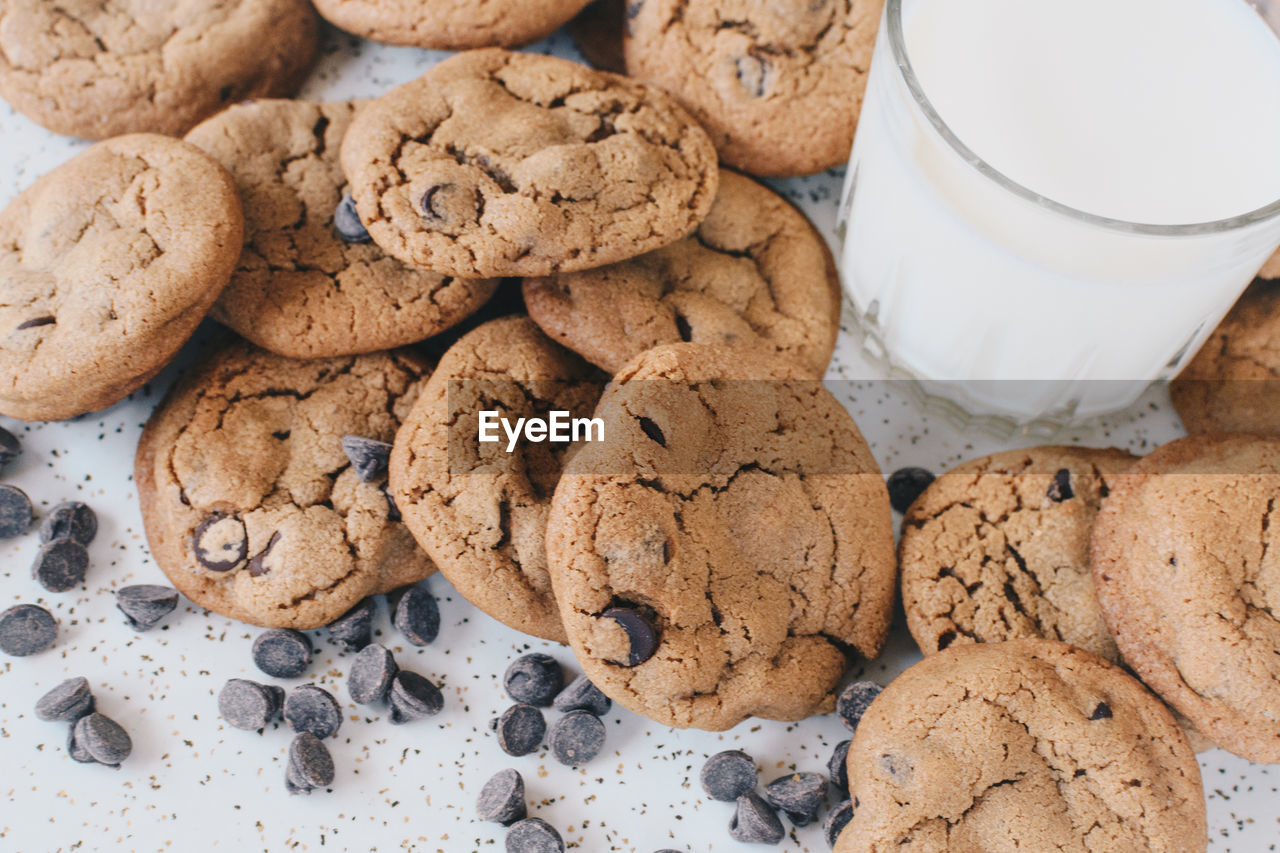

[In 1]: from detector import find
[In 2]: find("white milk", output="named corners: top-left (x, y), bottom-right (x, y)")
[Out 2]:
top-left (839, 0), bottom-right (1280, 420)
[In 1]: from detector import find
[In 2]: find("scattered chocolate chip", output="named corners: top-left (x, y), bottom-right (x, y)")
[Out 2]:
top-left (0, 425), bottom-right (20, 469)
top-left (348, 643), bottom-right (398, 704)
top-left (35, 676), bottom-right (94, 722)
top-left (674, 312), bottom-right (693, 342)
top-left (16, 316), bottom-right (55, 330)
top-left (326, 598), bottom-right (375, 652)
top-left (764, 772), bottom-right (827, 826)
top-left (392, 583), bottom-right (439, 646)
top-left (246, 531), bottom-right (280, 577)
top-left (75, 712), bottom-right (131, 766)
top-left (334, 193), bottom-right (371, 243)
top-left (284, 685), bottom-right (342, 739)
top-left (729, 792), bottom-right (785, 844)
top-left (38, 501), bottom-right (97, 545)
top-left (115, 584), bottom-right (179, 631)
top-left (504, 653), bottom-right (563, 706)
top-left (886, 467), bottom-right (935, 514)
top-left (552, 675), bottom-right (612, 716)
top-left (66, 723), bottom-right (95, 763)
top-left (288, 732), bottom-right (335, 793)
top-left (828, 739), bottom-right (851, 795)
top-left (252, 628), bottom-right (313, 678)
top-left (837, 681), bottom-right (883, 732)
top-left (193, 515), bottom-right (248, 572)
top-left (384, 488), bottom-right (401, 522)
top-left (388, 670), bottom-right (444, 723)
top-left (1090, 702), bottom-right (1113, 720)
top-left (601, 606), bottom-right (658, 666)
top-left (493, 703), bottom-right (546, 757)
top-left (505, 818), bottom-right (564, 853)
top-left (0, 484), bottom-right (33, 538)
top-left (0, 603), bottom-right (56, 656)
top-left (1047, 468), bottom-right (1074, 502)
top-left (341, 435), bottom-right (392, 482)
top-left (477, 767), bottom-right (526, 825)
top-left (31, 538), bottom-right (88, 592)
top-left (218, 678), bottom-right (282, 730)
top-left (824, 799), bottom-right (854, 848)
top-left (548, 710), bottom-right (606, 766)
top-left (637, 416), bottom-right (665, 447)
top-left (701, 750), bottom-right (757, 802)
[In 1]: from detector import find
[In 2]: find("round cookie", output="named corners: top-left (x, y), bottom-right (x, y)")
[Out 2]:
top-left (341, 48), bottom-right (719, 279)
top-left (185, 99), bottom-right (498, 359)
top-left (900, 446), bottom-right (1136, 662)
top-left (1171, 279), bottom-right (1280, 435)
top-left (523, 170), bottom-right (840, 378)
top-left (390, 316), bottom-right (606, 643)
top-left (135, 341), bottom-right (435, 629)
top-left (568, 0), bottom-right (627, 74)
top-left (624, 0), bottom-right (882, 177)
top-left (1092, 433), bottom-right (1280, 763)
top-left (312, 0), bottom-right (592, 50)
top-left (545, 343), bottom-right (897, 730)
top-left (0, 134), bottom-right (243, 422)
top-left (836, 640), bottom-right (1206, 853)
top-left (0, 0), bottom-right (317, 139)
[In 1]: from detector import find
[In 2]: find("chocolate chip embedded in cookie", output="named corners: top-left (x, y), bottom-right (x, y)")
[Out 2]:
top-left (837, 640), bottom-right (1206, 853)
top-left (568, 0), bottom-right (627, 74)
top-left (545, 343), bottom-right (896, 730)
top-left (135, 341), bottom-right (436, 629)
top-left (185, 99), bottom-right (498, 359)
top-left (1091, 433), bottom-right (1280, 763)
top-left (625, 0), bottom-right (882, 177)
top-left (312, 0), bottom-right (592, 50)
top-left (523, 171), bottom-right (840, 378)
top-left (0, 134), bottom-right (243, 422)
top-left (0, 1), bottom-right (318, 139)
top-left (341, 49), bottom-right (719, 279)
top-left (390, 317), bottom-right (606, 643)
top-left (900, 445), bottom-right (1136, 662)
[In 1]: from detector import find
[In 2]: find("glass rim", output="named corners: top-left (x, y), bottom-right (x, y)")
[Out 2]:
top-left (885, 0), bottom-right (1280, 236)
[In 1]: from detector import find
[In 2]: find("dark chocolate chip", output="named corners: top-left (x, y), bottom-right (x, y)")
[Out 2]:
top-left (193, 515), bottom-right (248, 572)
top-left (388, 670), bottom-right (444, 724)
top-left (729, 792), bottom-right (785, 844)
top-left (1090, 702), bottom-right (1113, 720)
top-left (218, 678), bottom-right (281, 730)
top-left (35, 676), bottom-right (94, 722)
top-left (828, 740), bottom-right (851, 795)
top-left (836, 681), bottom-right (883, 732)
top-left (601, 606), bottom-right (658, 666)
top-left (547, 710), bottom-right (605, 766)
top-left (764, 772), bottom-right (827, 827)
top-left (326, 598), bottom-right (375, 652)
top-left (288, 732), bottom-right (335, 791)
top-left (824, 799), bottom-right (854, 849)
top-left (75, 712), bottom-right (131, 765)
top-left (674, 313), bottom-right (693, 342)
top-left (384, 488), bottom-right (401, 522)
top-left (38, 501), bottom-right (97, 545)
top-left (67, 722), bottom-right (95, 763)
top-left (348, 643), bottom-right (398, 704)
top-left (31, 538), bottom-right (88, 593)
top-left (252, 628), bottom-right (313, 678)
top-left (16, 316), bottom-right (55, 330)
top-left (0, 484), bottom-right (33, 538)
top-left (0, 425), bottom-right (20, 469)
top-left (552, 675), bottom-right (612, 716)
top-left (505, 818), bottom-right (564, 853)
top-left (341, 435), bottom-right (392, 482)
top-left (477, 767), bottom-right (526, 825)
top-left (886, 467), bottom-right (935, 514)
top-left (734, 53), bottom-right (772, 98)
top-left (246, 531), bottom-right (281, 577)
top-left (493, 703), bottom-right (546, 757)
top-left (284, 685), bottom-right (342, 739)
top-left (503, 653), bottom-right (563, 706)
top-left (334, 193), bottom-right (371, 243)
top-left (637, 417), bottom-right (665, 447)
top-left (1047, 468), bottom-right (1074, 502)
top-left (700, 750), bottom-right (757, 802)
top-left (392, 584), bottom-right (439, 646)
top-left (0, 603), bottom-right (56, 656)
top-left (115, 584), bottom-right (179, 631)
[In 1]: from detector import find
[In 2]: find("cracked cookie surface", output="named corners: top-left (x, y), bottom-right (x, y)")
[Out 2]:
top-left (523, 170), bottom-right (840, 378)
top-left (1091, 433), bottom-right (1280, 763)
top-left (390, 316), bottom-right (606, 643)
top-left (624, 0), bottom-right (882, 177)
top-left (900, 446), bottom-right (1136, 662)
top-left (837, 640), bottom-right (1205, 853)
top-left (0, 133), bottom-right (242, 421)
top-left (340, 48), bottom-right (719, 279)
top-left (312, 0), bottom-right (592, 50)
top-left (545, 343), bottom-right (896, 730)
top-left (135, 340), bottom-right (435, 629)
top-left (185, 99), bottom-right (497, 359)
top-left (0, 0), bottom-right (317, 139)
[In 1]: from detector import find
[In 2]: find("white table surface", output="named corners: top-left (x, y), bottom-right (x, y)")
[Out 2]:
top-left (1, 22), bottom-right (1275, 853)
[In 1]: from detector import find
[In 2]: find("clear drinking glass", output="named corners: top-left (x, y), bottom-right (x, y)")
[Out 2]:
top-left (838, 0), bottom-right (1280, 424)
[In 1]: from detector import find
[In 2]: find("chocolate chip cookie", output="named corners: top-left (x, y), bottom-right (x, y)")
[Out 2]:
top-left (900, 446), bottom-right (1136, 662)
top-left (1092, 433), bottom-right (1280, 763)
top-left (135, 341), bottom-right (435, 629)
top-left (0, 0), bottom-right (318, 139)
top-left (625, 0), bottom-right (882, 177)
top-left (312, 0), bottom-right (592, 50)
top-left (0, 134), bottom-right (243, 422)
top-left (523, 170), bottom-right (840, 378)
top-left (545, 343), bottom-right (896, 730)
top-left (568, 0), bottom-right (627, 74)
top-left (341, 49), bottom-right (719, 279)
top-left (836, 640), bottom-right (1206, 853)
top-left (390, 316), bottom-right (606, 643)
top-left (185, 99), bottom-right (498, 359)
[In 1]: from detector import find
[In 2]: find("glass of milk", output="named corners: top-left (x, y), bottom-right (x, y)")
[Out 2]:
top-left (839, 0), bottom-right (1280, 423)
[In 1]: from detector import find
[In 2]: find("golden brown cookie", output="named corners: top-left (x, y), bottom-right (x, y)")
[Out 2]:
top-left (836, 640), bottom-right (1206, 853)
top-left (185, 99), bottom-right (497, 359)
top-left (900, 446), bottom-right (1136, 662)
top-left (1092, 433), bottom-right (1280, 763)
top-left (0, 134), bottom-right (243, 421)
top-left (136, 341), bottom-right (435, 629)
top-left (523, 170), bottom-right (840, 378)
top-left (546, 343), bottom-right (896, 730)
top-left (340, 49), bottom-right (719, 279)
top-left (390, 317), bottom-right (606, 643)
top-left (312, 0), bottom-right (592, 50)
